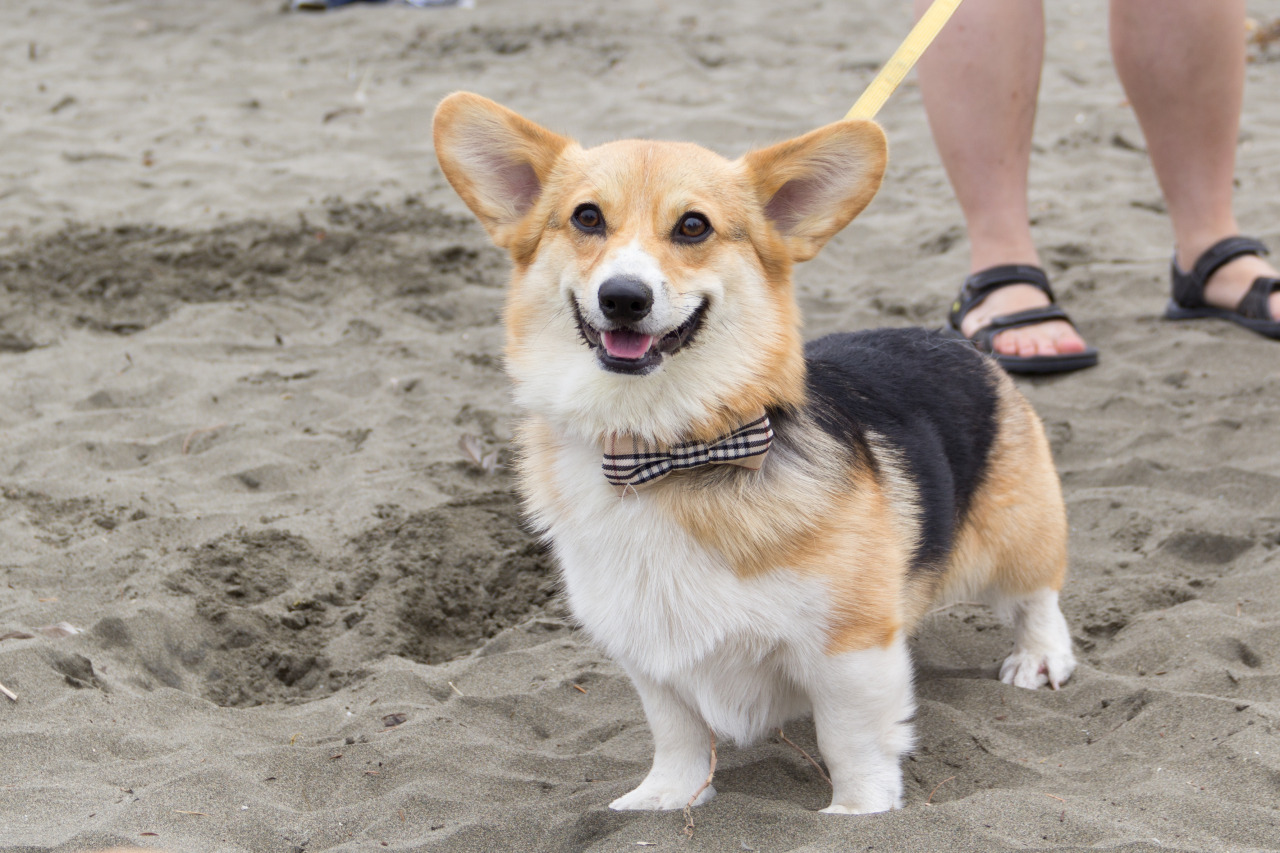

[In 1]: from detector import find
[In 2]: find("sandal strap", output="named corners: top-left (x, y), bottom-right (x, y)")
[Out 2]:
top-left (949, 264), bottom-right (1055, 328)
top-left (1171, 235), bottom-right (1270, 309)
top-left (1237, 276), bottom-right (1280, 321)
top-left (967, 305), bottom-right (1073, 352)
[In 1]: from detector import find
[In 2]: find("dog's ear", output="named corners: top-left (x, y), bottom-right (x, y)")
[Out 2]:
top-left (742, 120), bottom-right (887, 263)
top-left (433, 92), bottom-right (571, 249)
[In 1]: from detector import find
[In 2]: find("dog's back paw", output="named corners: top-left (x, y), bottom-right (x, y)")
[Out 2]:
top-left (996, 587), bottom-right (1077, 690)
top-left (1000, 648), bottom-right (1076, 690)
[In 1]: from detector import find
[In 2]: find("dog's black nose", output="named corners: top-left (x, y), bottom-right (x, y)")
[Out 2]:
top-left (598, 277), bottom-right (653, 324)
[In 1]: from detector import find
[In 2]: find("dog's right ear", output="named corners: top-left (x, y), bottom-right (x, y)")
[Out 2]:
top-left (433, 92), bottom-right (571, 250)
top-left (742, 119), bottom-right (887, 263)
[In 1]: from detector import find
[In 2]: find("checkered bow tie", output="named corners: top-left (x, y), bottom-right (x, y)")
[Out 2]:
top-left (602, 412), bottom-right (773, 495)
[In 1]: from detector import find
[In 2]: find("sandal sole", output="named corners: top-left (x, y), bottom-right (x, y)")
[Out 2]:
top-left (940, 325), bottom-right (1099, 375)
top-left (1164, 300), bottom-right (1280, 340)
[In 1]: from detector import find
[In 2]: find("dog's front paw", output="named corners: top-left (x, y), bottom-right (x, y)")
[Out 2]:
top-left (1000, 649), bottom-right (1076, 690)
top-left (820, 791), bottom-right (901, 815)
top-left (821, 770), bottom-right (903, 815)
top-left (609, 783), bottom-right (716, 812)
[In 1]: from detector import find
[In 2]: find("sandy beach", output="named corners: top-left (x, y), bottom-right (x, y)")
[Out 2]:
top-left (2, 1), bottom-right (1279, 850)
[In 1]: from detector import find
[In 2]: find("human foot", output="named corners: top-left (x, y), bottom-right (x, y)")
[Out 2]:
top-left (1168, 237), bottom-right (1280, 338)
top-left (1197, 253), bottom-right (1280, 321)
top-left (947, 264), bottom-right (1099, 374)
top-left (959, 282), bottom-right (1090, 359)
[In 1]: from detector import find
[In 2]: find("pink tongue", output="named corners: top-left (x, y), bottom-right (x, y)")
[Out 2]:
top-left (601, 329), bottom-right (654, 359)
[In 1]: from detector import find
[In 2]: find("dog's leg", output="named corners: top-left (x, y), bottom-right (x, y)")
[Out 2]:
top-left (809, 634), bottom-right (915, 814)
top-left (995, 587), bottom-right (1076, 690)
top-left (610, 673), bottom-right (715, 811)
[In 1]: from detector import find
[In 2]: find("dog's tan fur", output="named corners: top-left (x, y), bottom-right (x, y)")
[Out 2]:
top-left (924, 364), bottom-right (1069, 616)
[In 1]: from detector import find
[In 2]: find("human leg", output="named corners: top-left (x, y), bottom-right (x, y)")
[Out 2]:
top-left (1111, 0), bottom-right (1280, 323)
top-left (915, 0), bottom-right (1090, 360)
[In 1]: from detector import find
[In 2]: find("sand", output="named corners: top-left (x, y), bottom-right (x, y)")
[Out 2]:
top-left (2, 1), bottom-right (1279, 850)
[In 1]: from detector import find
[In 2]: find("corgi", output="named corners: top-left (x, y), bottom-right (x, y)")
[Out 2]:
top-left (432, 92), bottom-right (1076, 814)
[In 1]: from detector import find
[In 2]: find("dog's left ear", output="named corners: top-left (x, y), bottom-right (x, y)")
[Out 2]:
top-left (742, 120), bottom-right (887, 263)
top-left (433, 92), bottom-right (572, 250)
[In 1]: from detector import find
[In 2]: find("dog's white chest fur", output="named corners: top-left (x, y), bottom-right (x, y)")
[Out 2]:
top-left (535, 440), bottom-right (830, 744)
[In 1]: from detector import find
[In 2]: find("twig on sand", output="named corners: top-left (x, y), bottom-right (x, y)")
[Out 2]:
top-left (458, 434), bottom-right (501, 475)
top-left (683, 730), bottom-right (717, 837)
top-left (173, 809), bottom-right (210, 816)
top-left (926, 601), bottom-right (982, 618)
top-left (776, 728), bottom-right (832, 788)
top-left (926, 776), bottom-right (956, 805)
top-left (323, 106), bottom-right (363, 123)
top-left (448, 681), bottom-right (465, 697)
top-left (0, 681), bottom-right (16, 702)
top-left (182, 423), bottom-right (227, 455)
top-left (1044, 793), bottom-right (1066, 803)
top-left (1247, 16), bottom-right (1280, 50)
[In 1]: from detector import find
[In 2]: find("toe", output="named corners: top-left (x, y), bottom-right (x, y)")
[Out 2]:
top-left (993, 320), bottom-right (1088, 359)
top-left (1051, 322), bottom-right (1088, 354)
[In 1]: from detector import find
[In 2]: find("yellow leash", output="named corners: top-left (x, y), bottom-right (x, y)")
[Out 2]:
top-left (845, 0), bottom-right (965, 121)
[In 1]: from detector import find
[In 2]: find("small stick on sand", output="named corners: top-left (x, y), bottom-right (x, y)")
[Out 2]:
top-left (1044, 793), bottom-right (1066, 802)
top-left (682, 730), bottom-right (717, 837)
top-left (182, 423), bottom-right (226, 455)
top-left (776, 728), bottom-right (832, 788)
top-left (0, 680), bottom-right (16, 702)
top-left (926, 601), bottom-right (982, 617)
top-left (572, 684), bottom-right (587, 694)
top-left (448, 681), bottom-right (465, 697)
top-left (926, 775), bottom-right (955, 805)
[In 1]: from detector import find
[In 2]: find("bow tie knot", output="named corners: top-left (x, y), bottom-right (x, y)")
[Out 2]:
top-left (602, 413), bottom-right (773, 495)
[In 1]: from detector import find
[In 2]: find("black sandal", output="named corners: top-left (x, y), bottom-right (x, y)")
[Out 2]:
top-left (1166, 236), bottom-right (1280, 340)
top-left (944, 264), bottom-right (1099, 375)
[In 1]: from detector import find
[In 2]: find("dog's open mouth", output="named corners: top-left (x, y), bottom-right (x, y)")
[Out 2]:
top-left (573, 300), bottom-right (707, 374)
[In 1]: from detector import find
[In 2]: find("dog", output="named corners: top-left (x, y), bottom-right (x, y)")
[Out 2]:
top-left (432, 92), bottom-right (1076, 814)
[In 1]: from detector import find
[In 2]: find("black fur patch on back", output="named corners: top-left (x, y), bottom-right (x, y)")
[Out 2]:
top-left (799, 328), bottom-right (1001, 571)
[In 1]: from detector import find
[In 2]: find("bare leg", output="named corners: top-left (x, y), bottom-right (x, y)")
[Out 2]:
top-left (915, 0), bottom-right (1088, 358)
top-left (1111, 0), bottom-right (1280, 319)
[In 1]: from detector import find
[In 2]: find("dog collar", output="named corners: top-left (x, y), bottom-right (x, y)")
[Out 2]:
top-left (602, 412), bottom-right (773, 495)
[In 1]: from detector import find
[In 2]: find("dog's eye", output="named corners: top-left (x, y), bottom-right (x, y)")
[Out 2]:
top-left (572, 204), bottom-right (605, 234)
top-left (674, 213), bottom-right (712, 243)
